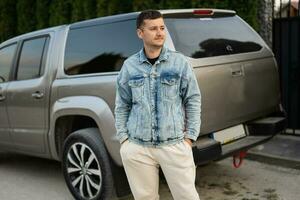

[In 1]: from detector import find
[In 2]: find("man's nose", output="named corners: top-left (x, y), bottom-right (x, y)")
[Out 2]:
top-left (157, 29), bottom-right (164, 36)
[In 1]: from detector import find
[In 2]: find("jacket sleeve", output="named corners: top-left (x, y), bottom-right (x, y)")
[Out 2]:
top-left (114, 64), bottom-right (132, 144)
top-left (180, 60), bottom-right (201, 142)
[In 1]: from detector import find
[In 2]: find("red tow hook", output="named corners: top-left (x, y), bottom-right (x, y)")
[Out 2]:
top-left (233, 151), bottom-right (247, 168)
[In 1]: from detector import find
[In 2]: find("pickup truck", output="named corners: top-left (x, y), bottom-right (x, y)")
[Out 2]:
top-left (0, 9), bottom-right (286, 200)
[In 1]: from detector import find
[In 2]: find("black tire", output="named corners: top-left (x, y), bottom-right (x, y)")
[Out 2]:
top-left (62, 128), bottom-right (113, 200)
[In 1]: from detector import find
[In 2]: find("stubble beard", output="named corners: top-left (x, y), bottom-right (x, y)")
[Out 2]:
top-left (151, 38), bottom-right (165, 49)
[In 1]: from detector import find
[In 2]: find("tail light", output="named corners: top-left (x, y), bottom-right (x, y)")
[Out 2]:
top-left (193, 9), bottom-right (214, 16)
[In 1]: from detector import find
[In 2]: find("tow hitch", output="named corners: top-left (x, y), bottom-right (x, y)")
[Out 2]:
top-left (233, 151), bottom-right (247, 168)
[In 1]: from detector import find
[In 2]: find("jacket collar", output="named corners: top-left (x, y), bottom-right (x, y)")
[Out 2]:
top-left (138, 46), bottom-right (169, 64)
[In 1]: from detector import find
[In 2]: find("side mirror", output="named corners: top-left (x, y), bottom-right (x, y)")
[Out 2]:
top-left (0, 76), bottom-right (5, 83)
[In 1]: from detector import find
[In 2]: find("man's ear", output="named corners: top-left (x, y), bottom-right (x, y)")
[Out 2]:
top-left (137, 29), bottom-right (143, 39)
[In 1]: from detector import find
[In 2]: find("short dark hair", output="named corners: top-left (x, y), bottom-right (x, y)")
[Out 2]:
top-left (136, 10), bottom-right (162, 29)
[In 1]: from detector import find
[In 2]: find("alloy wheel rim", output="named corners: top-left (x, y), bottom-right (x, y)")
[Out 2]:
top-left (66, 142), bottom-right (102, 199)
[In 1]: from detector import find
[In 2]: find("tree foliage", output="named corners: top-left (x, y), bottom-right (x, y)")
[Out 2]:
top-left (49, 0), bottom-right (72, 26)
top-left (0, 0), bottom-right (260, 42)
top-left (17, 0), bottom-right (36, 34)
top-left (36, 0), bottom-right (51, 29)
top-left (0, 0), bottom-right (17, 42)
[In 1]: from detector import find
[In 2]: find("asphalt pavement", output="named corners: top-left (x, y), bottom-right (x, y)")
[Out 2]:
top-left (247, 133), bottom-right (300, 169)
top-left (0, 133), bottom-right (300, 199)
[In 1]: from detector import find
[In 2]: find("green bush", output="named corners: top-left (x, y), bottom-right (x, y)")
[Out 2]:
top-left (0, 0), bottom-right (259, 42)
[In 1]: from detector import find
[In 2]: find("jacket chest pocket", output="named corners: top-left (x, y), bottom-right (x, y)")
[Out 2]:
top-left (161, 74), bottom-right (179, 99)
top-left (128, 78), bottom-right (144, 102)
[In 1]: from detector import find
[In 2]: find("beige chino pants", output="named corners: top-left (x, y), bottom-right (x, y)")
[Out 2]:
top-left (120, 140), bottom-right (200, 200)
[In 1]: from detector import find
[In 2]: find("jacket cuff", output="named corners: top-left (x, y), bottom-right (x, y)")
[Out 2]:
top-left (184, 132), bottom-right (198, 142)
top-left (118, 134), bottom-right (129, 144)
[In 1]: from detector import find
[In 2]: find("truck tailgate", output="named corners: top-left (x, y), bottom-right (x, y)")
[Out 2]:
top-left (194, 57), bottom-right (280, 134)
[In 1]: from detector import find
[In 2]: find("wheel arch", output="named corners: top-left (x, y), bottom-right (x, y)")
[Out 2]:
top-left (49, 96), bottom-right (123, 166)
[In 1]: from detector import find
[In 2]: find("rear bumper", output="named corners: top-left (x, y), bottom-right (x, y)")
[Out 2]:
top-left (192, 116), bottom-right (286, 165)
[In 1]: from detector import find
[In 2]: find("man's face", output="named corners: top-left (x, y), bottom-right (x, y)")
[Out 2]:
top-left (137, 17), bottom-right (166, 48)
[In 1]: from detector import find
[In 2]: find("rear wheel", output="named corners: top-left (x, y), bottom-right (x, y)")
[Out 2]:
top-left (62, 128), bottom-right (113, 200)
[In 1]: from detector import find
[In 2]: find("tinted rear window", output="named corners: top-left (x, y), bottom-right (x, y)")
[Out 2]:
top-left (64, 20), bottom-right (142, 75)
top-left (17, 37), bottom-right (47, 80)
top-left (165, 16), bottom-right (264, 58)
top-left (0, 44), bottom-right (17, 82)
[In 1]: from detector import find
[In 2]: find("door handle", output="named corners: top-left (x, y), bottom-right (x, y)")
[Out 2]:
top-left (231, 65), bottom-right (244, 77)
top-left (231, 69), bottom-right (243, 76)
top-left (0, 86), bottom-right (5, 101)
top-left (32, 91), bottom-right (44, 99)
top-left (0, 95), bottom-right (5, 101)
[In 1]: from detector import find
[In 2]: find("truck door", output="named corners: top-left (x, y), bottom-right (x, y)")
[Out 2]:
top-left (0, 43), bottom-right (17, 146)
top-left (6, 36), bottom-right (50, 153)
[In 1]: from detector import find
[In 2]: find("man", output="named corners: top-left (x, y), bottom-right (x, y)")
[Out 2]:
top-left (115, 10), bottom-right (201, 200)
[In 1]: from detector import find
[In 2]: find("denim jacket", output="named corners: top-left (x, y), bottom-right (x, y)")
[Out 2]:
top-left (115, 46), bottom-right (201, 147)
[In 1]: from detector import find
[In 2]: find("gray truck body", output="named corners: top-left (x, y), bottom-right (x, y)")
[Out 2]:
top-left (0, 9), bottom-right (284, 168)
